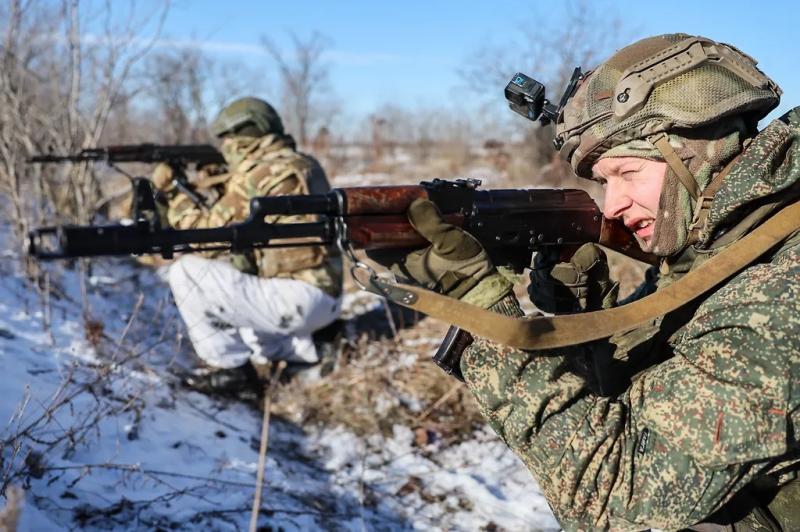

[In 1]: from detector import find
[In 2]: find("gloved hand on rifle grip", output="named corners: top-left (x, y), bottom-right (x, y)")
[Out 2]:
top-left (367, 198), bottom-right (513, 309)
top-left (151, 162), bottom-right (175, 191)
top-left (528, 243), bottom-right (619, 314)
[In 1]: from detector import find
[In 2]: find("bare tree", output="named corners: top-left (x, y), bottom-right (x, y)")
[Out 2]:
top-left (461, 0), bottom-right (625, 99)
top-left (261, 32), bottom-right (339, 148)
top-left (146, 48), bottom-right (213, 144)
top-left (0, 0), bottom-right (169, 334)
top-left (355, 104), bottom-right (480, 176)
top-left (0, 0), bottom-right (46, 241)
top-left (205, 58), bottom-right (268, 113)
top-left (459, 0), bottom-right (627, 185)
top-left (366, 104), bottom-right (413, 168)
top-left (0, 0), bottom-right (169, 239)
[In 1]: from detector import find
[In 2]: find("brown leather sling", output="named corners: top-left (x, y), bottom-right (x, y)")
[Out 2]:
top-left (365, 200), bottom-right (800, 350)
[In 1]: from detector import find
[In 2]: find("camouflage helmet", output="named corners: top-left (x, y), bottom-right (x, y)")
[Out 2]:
top-left (555, 34), bottom-right (781, 178)
top-left (210, 97), bottom-right (284, 138)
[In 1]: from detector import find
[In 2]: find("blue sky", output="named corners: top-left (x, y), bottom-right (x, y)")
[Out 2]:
top-left (145, 0), bottom-right (798, 122)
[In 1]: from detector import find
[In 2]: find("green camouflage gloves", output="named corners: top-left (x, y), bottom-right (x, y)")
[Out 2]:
top-left (372, 198), bottom-right (513, 309)
top-left (528, 243), bottom-right (618, 314)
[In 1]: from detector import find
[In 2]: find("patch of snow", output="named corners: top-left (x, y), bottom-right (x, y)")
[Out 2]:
top-left (0, 223), bottom-right (558, 531)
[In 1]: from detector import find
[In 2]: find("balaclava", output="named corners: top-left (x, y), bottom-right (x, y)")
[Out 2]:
top-left (597, 118), bottom-right (750, 255)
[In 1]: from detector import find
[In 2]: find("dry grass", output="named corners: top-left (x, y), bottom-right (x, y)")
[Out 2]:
top-left (272, 316), bottom-right (485, 445)
top-left (0, 486), bottom-right (23, 532)
top-left (274, 233), bottom-right (647, 443)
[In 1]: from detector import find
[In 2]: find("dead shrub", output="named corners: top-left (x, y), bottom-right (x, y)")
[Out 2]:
top-left (272, 318), bottom-right (484, 445)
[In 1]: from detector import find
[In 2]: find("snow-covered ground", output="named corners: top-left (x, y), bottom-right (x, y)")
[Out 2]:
top-left (0, 228), bottom-right (558, 531)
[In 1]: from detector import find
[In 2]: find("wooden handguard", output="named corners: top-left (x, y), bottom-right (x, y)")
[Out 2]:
top-left (339, 183), bottom-right (654, 265)
top-left (340, 185), bottom-right (447, 250)
top-left (340, 185), bottom-right (428, 214)
top-left (345, 214), bottom-right (465, 250)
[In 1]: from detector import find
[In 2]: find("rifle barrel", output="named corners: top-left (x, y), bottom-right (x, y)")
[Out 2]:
top-left (27, 144), bottom-right (225, 166)
top-left (27, 181), bottom-right (656, 266)
top-left (29, 219), bottom-right (334, 260)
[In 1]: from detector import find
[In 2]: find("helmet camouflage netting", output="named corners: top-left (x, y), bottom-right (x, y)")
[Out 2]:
top-left (555, 34), bottom-right (781, 178)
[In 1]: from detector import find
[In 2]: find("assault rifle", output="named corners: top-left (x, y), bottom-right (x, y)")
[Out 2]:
top-left (29, 177), bottom-right (651, 266)
top-left (29, 177), bottom-right (655, 379)
top-left (28, 144), bottom-right (226, 208)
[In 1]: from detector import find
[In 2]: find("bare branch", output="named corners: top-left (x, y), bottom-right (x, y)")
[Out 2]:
top-left (261, 31), bottom-right (338, 147)
top-left (457, 0), bottom-right (629, 185)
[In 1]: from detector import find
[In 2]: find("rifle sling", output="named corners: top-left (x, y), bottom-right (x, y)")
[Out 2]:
top-left (366, 200), bottom-right (800, 350)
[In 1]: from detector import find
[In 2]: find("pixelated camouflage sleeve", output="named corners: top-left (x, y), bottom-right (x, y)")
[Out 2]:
top-left (461, 245), bottom-right (800, 530)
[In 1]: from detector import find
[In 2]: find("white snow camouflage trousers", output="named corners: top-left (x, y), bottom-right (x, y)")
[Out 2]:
top-left (168, 255), bottom-right (341, 369)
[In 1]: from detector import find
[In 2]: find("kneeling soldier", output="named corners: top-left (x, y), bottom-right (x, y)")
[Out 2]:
top-left (155, 97), bottom-right (343, 394)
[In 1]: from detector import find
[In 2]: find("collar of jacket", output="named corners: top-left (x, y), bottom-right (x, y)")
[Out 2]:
top-left (659, 109), bottom-right (800, 278)
top-left (695, 106), bottom-right (800, 250)
top-left (227, 133), bottom-right (298, 160)
top-left (253, 133), bottom-right (297, 154)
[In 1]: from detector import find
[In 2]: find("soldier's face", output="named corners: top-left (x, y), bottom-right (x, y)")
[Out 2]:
top-left (592, 157), bottom-right (667, 249)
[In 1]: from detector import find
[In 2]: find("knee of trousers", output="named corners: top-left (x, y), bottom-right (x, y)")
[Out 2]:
top-left (167, 255), bottom-right (212, 296)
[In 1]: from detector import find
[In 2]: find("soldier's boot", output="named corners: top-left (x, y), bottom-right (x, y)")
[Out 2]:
top-left (279, 320), bottom-right (348, 384)
top-left (181, 361), bottom-right (262, 399)
top-left (312, 319), bottom-right (347, 377)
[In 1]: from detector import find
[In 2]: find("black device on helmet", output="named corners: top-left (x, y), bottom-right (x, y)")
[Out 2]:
top-left (504, 67), bottom-right (584, 148)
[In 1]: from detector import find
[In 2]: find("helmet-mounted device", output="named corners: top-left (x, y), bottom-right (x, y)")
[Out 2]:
top-left (504, 67), bottom-right (584, 149)
top-left (504, 35), bottom-right (781, 178)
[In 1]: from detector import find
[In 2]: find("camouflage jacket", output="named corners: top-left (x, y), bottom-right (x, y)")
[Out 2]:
top-left (462, 110), bottom-right (800, 531)
top-left (166, 134), bottom-right (343, 298)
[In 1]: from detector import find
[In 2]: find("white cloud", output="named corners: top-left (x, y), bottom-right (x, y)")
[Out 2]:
top-left (40, 32), bottom-right (406, 67)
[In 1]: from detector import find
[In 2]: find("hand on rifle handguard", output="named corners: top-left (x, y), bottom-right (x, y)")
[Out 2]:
top-left (369, 198), bottom-right (513, 309)
top-left (528, 243), bottom-right (618, 314)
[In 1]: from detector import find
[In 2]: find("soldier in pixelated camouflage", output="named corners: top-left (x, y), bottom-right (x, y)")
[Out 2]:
top-left (372, 34), bottom-right (800, 530)
top-left (153, 97), bottom-right (343, 395)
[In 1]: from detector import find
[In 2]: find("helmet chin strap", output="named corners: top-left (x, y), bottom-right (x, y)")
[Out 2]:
top-left (647, 132), bottom-right (703, 254)
top-left (649, 133), bottom-right (700, 200)
top-left (648, 132), bottom-right (743, 248)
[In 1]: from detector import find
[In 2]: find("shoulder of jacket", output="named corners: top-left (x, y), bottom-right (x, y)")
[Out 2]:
top-left (778, 106), bottom-right (800, 131)
top-left (253, 145), bottom-right (311, 168)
